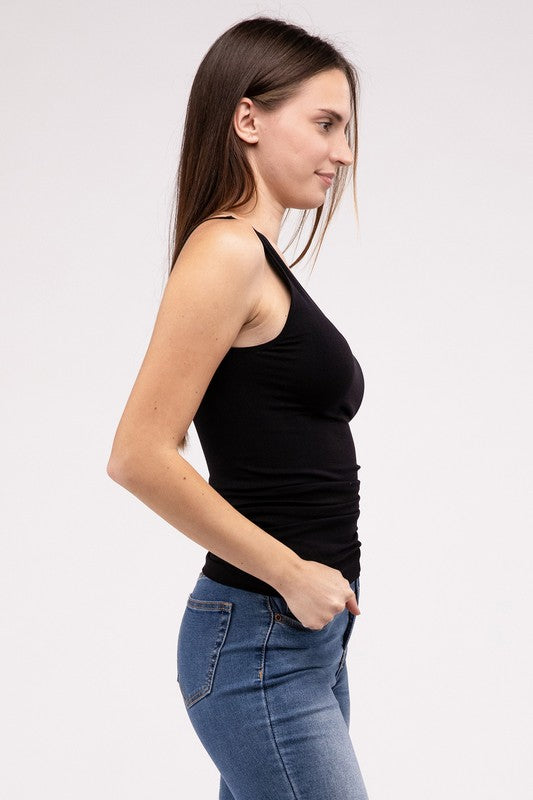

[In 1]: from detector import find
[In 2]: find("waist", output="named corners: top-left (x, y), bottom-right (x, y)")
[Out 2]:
top-left (210, 476), bottom-right (359, 510)
top-left (202, 478), bottom-right (362, 596)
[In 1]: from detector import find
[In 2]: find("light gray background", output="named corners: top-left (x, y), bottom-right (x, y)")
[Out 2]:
top-left (2, 1), bottom-right (531, 798)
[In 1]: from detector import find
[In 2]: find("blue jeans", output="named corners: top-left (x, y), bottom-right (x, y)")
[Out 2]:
top-left (177, 570), bottom-right (369, 799)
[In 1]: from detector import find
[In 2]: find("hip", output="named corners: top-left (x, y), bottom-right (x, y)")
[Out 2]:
top-left (176, 570), bottom-right (361, 712)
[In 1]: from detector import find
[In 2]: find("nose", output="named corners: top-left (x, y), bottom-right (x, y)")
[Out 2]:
top-left (331, 133), bottom-right (354, 167)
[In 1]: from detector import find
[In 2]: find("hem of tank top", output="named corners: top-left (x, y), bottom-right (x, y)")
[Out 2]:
top-left (199, 565), bottom-right (361, 599)
top-left (199, 566), bottom-right (284, 597)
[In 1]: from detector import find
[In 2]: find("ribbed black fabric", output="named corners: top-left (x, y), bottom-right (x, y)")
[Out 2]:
top-left (193, 217), bottom-right (365, 596)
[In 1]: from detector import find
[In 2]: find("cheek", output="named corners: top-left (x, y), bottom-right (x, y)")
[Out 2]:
top-left (293, 132), bottom-right (329, 171)
top-left (262, 137), bottom-right (301, 181)
top-left (272, 122), bottom-right (314, 167)
top-left (259, 124), bottom-right (325, 186)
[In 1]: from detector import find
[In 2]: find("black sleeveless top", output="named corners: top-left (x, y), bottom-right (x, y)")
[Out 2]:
top-left (193, 216), bottom-right (365, 595)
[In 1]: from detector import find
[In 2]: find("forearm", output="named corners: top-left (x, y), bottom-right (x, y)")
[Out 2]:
top-left (107, 448), bottom-right (303, 593)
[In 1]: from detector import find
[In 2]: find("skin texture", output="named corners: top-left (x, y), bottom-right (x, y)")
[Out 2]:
top-left (107, 68), bottom-right (360, 628)
top-left (226, 68), bottom-right (354, 246)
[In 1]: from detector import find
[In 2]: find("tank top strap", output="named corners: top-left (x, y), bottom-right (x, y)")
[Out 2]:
top-left (203, 215), bottom-right (293, 285)
top-left (250, 228), bottom-right (290, 274)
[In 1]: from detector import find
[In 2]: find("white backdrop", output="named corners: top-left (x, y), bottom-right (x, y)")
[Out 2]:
top-left (1, 1), bottom-right (531, 798)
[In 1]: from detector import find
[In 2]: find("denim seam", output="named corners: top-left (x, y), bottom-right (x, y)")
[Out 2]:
top-left (334, 611), bottom-right (355, 681)
top-left (333, 578), bottom-right (359, 682)
top-left (186, 596), bottom-right (233, 612)
top-left (181, 602), bottom-right (233, 709)
top-left (258, 599), bottom-right (302, 800)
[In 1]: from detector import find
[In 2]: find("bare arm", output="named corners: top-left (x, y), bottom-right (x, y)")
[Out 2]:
top-left (106, 219), bottom-right (304, 593)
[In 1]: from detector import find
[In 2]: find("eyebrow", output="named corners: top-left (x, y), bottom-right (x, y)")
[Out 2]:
top-left (316, 108), bottom-right (351, 126)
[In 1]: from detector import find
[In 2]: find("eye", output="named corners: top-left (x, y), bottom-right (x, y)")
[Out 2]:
top-left (318, 121), bottom-right (333, 132)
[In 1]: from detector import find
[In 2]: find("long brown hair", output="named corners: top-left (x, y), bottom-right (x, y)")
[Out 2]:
top-left (167, 16), bottom-right (361, 451)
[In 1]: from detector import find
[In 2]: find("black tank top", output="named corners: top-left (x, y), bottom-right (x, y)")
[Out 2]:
top-left (192, 216), bottom-right (365, 595)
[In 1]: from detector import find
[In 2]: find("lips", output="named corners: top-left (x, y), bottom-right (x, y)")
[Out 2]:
top-left (316, 172), bottom-right (334, 187)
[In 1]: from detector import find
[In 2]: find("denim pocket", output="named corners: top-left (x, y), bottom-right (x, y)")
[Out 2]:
top-left (269, 577), bottom-right (359, 634)
top-left (269, 594), bottom-right (310, 630)
top-left (177, 596), bottom-right (233, 709)
top-left (269, 593), bottom-right (341, 632)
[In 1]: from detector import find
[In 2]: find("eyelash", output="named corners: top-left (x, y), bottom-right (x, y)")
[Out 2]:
top-left (318, 121), bottom-right (333, 132)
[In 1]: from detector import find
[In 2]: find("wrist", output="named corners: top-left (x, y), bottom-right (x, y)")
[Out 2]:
top-left (272, 549), bottom-right (305, 595)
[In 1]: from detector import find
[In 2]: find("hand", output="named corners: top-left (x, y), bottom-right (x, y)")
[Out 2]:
top-left (275, 559), bottom-right (360, 630)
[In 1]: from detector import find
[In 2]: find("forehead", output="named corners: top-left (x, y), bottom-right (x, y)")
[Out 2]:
top-left (293, 70), bottom-right (352, 118)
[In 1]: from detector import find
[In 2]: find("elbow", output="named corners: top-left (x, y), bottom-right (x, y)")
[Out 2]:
top-left (106, 457), bottom-right (121, 484)
top-left (106, 450), bottom-right (137, 487)
top-left (107, 440), bottom-right (182, 486)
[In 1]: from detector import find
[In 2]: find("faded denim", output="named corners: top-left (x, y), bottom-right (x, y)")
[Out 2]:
top-left (177, 570), bottom-right (369, 799)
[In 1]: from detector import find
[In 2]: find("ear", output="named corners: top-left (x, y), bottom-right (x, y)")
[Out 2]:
top-left (233, 97), bottom-right (259, 144)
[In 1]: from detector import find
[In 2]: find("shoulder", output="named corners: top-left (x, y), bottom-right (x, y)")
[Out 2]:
top-left (179, 216), bottom-right (265, 278)
top-left (167, 217), bottom-right (265, 322)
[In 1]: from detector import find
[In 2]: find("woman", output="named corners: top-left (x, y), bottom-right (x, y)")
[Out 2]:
top-left (107, 16), bottom-right (369, 800)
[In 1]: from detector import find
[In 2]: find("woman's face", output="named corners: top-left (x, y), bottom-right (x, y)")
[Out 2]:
top-left (236, 68), bottom-right (354, 211)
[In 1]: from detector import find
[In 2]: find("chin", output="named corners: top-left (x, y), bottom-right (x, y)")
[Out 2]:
top-left (298, 199), bottom-right (327, 211)
top-left (284, 192), bottom-right (326, 211)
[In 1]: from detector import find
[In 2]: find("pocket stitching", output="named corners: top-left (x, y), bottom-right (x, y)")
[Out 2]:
top-left (179, 600), bottom-right (233, 709)
top-left (186, 596), bottom-right (232, 611)
top-left (268, 596), bottom-right (336, 632)
top-left (275, 611), bottom-right (311, 631)
top-left (267, 595), bottom-right (311, 631)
